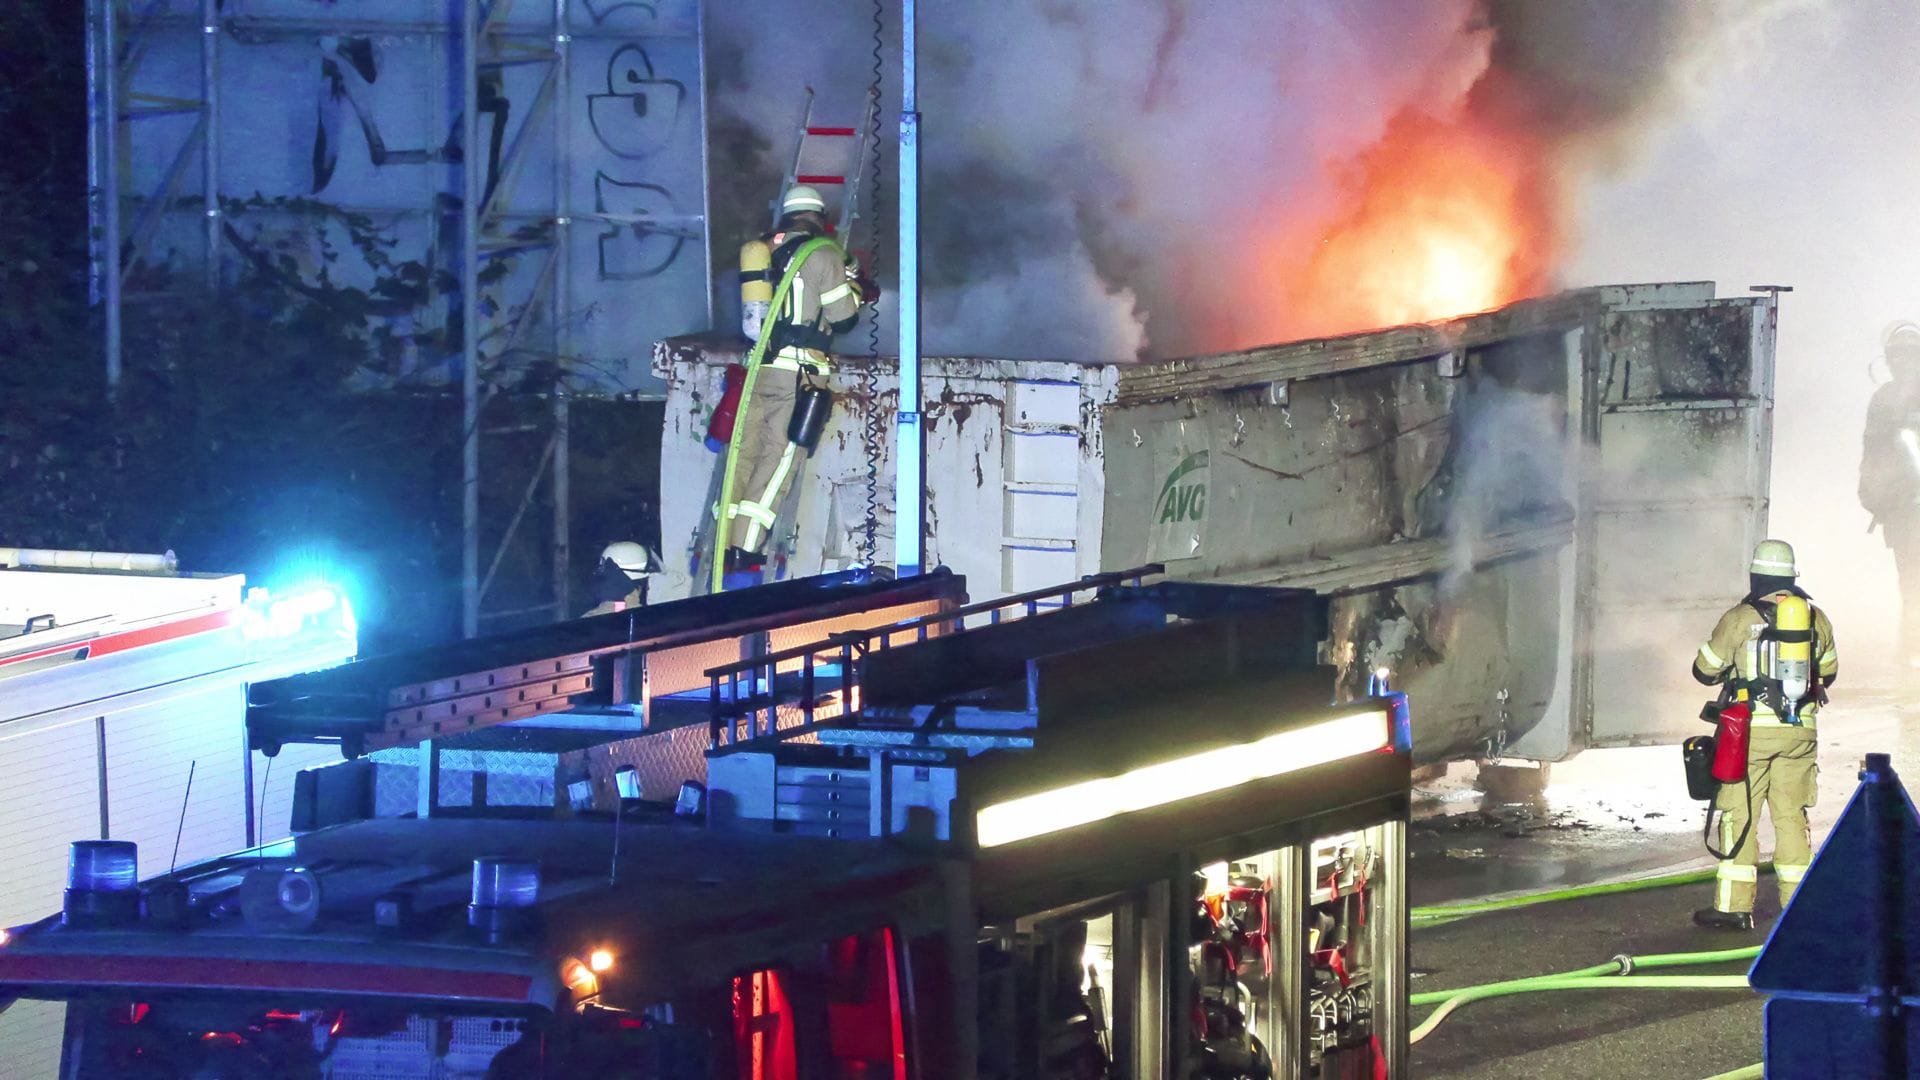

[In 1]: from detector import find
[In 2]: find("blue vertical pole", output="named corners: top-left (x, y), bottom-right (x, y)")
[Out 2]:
top-left (893, 0), bottom-right (925, 578)
top-left (460, 0), bottom-right (482, 637)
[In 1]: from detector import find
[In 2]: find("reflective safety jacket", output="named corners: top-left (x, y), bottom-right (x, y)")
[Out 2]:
top-left (749, 227), bottom-right (863, 372)
top-left (1693, 593), bottom-right (1838, 724)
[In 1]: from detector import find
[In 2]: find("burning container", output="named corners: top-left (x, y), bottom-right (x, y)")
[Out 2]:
top-left (655, 282), bottom-right (1778, 766)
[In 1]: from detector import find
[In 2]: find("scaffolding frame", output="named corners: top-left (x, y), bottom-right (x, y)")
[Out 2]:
top-left (85, 0), bottom-right (714, 637)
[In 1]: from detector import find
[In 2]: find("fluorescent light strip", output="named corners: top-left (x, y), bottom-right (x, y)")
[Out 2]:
top-left (975, 709), bottom-right (1392, 848)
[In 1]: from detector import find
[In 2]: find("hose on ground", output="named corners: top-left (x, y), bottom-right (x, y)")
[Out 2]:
top-left (1409, 945), bottom-right (1761, 1044)
top-left (1411, 861), bottom-right (1775, 926)
top-left (1410, 974), bottom-right (1751, 1044)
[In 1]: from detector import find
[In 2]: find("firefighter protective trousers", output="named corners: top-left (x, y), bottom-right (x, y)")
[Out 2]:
top-left (722, 365), bottom-right (829, 554)
top-left (1713, 725), bottom-right (1817, 913)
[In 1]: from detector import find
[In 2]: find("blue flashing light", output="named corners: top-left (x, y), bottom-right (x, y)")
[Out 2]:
top-left (470, 858), bottom-right (540, 909)
top-left (68, 840), bottom-right (138, 893)
top-left (242, 580), bottom-right (358, 652)
top-left (1385, 691), bottom-right (1413, 754)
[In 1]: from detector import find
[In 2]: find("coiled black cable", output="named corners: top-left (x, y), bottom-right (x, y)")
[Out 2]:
top-left (859, 0), bottom-right (887, 567)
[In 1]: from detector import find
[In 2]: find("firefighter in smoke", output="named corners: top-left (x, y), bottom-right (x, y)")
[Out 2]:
top-left (583, 541), bottom-right (660, 616)
top-left (1690, 539), bottom-right (1838, 931)
top-left (1859, 320), bottom-right (1920, 668)
top-left (710, 184), bottom-right (870, 591)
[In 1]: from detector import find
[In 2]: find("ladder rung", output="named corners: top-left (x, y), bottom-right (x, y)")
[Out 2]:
top-left (795, 174), bottom-right (846, 185)
top-left (1002, 537), bottom-right (1077, 552)
top-left (1004, 481), bottom-right (1077, 496)
top-left (805, 126), bottom-right (858, 137)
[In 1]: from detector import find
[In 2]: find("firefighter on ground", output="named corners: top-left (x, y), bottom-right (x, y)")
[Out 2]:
top-left (1690, 539), bottom-right (1838, 931)
top-left (1859, 320), bottom-right (1920, 668)
top-left (583, 541), bottom-right (660, 616)
top-left (716, 183), bottom-right (869, 589)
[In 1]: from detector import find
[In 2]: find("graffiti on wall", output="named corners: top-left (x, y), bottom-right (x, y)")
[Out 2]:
top-left (120, 0), bottom-right (710, 391)
top-left (587, 42), bottom-right (688, 282)
top-left (583, 0), bottom-right (659, 21)
top-left (311, 35), bottom-right (510, 203)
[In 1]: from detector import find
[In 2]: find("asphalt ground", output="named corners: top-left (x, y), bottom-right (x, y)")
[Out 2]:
top-left (1402, 683), bottom-right (1918, 1077)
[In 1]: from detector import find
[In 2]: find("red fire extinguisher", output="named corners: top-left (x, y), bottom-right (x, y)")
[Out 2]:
top-left (705, 363), bottom-right (748, 453)
top-left (1711, 702), bottom-right (1751, 783)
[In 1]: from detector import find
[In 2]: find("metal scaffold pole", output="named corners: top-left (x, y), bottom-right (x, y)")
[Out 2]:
top-left (695, 3), bottom-right (715, 330)
top-left (893, 0), bottom-right (925, 578)
top-left (92, 0), bottom-right (126, 397)
top-left (552, 0), bottom-right (573, 617)
top-left (201, 0), bottom-right (220, 290)
top-left (461, 0), bottom-right (483, 638)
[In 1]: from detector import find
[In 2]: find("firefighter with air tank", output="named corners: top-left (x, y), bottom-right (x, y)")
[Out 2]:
top-left (1859, 320), bottom-right (1920, 668)
top-left (1689, 539), bottom-right (1838, 931)
top-left (705, 184), bottom-right (872, 593)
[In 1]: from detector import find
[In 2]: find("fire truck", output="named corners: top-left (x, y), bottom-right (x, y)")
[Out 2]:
top-left (0, 566), bottom-right (1411, 1079)
top-left (0, 548), bottom-right (358, 1070)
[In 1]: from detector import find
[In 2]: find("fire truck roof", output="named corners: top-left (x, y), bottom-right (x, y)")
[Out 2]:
top-left (0, 814), bottom-right (939, 1011)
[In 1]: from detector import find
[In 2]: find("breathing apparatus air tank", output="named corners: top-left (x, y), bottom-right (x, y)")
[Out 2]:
top-left (739, 237), bottom-right (773, 343)
top-left (1772, 594), bottom-right (1813, 714)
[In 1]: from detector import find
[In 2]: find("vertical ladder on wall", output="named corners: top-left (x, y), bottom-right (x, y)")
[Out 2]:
top-left (771, 87), bottom-right (877, 238)
top-left (998, 381), bottom-right (1087, 595)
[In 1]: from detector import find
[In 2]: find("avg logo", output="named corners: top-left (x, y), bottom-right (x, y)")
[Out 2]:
top-left (1155, 450), bottom-right (1209, 525)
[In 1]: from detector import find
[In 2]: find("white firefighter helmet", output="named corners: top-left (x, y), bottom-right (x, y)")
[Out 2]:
top-left (1749, 538), bottom-right (1798, 579)
top-left (780, 184), bottom-right (827, 215)
top-left (1882, 320), bottom-right (1920, 352)
top-left (601, 541), bottom-right (659, 577)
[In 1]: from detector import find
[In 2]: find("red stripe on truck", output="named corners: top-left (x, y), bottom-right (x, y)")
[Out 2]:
top-left (0, 609), bottom-right (237, 668)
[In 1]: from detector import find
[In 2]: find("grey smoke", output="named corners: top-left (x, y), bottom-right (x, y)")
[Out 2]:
top-left (1428, 383), bottom-right (1570, 596)
top-left (707, 1), bottom-right (1789, 362)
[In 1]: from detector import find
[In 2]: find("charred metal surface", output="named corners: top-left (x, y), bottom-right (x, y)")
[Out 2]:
top-left (1580, 297), bottom-right (1769, 749)
top-left (1601, 303), bottom-right (1755, 401)
top-left (1114, 287), bottom-right (1606, 406)
top-left (1106, 320), bottom-right (1577, 763)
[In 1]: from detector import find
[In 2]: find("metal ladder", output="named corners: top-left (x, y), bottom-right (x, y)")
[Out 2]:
top-left (704, 565), bottom-right (1163, 751)
top-left (771, 86), bottom-right (877, 238)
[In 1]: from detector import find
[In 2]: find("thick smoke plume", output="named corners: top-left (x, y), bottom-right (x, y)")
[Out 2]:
top-left (709, 1), bottom-right (1777, 361)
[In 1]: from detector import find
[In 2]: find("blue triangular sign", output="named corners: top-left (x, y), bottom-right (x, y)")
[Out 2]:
top-left (1750, 753), bottom-right (1920, 996)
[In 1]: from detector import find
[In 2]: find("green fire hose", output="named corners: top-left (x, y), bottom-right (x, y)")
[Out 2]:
top-left (1411, 861), bottom-right (1774, 927)
top-left (1410, 864), bottom-right (1770, 1072)
top-left (1411, 947), bottom-right (1760, 1045)
top-left (709, 235), bottom-right (840, 594)
top-left (1412, 973), bottom-right (1752, 1045)
top-left (1409, 944), bottom-right (1763, 1011)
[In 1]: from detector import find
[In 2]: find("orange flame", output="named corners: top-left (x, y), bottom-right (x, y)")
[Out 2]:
top-left (1264, 110), bottom-right (1557, 341)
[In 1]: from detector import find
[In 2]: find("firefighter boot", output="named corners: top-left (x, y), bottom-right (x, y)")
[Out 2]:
top-left (1691, 908), bottom-right (1755, 931)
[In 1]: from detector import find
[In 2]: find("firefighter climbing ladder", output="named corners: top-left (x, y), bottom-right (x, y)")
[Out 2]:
top-left (714, 85), bottom-right (886, 582)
